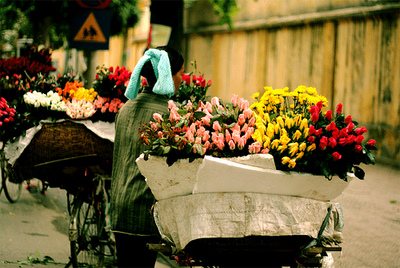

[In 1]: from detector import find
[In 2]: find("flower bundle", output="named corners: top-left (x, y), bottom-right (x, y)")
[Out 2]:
top-left (92, 65), bottom-right (131, 101)
top-left (55, 81), bottom-right (84, 102)
top-left (250, 86), bottom-right (376, 181)
top-left (0, 98), bottom-right (16, 136)
top-left (0, 46), bottom-right (56, 78)
top-left (139, 95), bottom-right (267, 165)
top-left (94, 97), bottom-right (124, 114)
top-left (23, 90), bottom-right (66, 112)
top-left (66, 99), bottom-right (96, 119)
top-left (172, 62), bottom-right (212, 105)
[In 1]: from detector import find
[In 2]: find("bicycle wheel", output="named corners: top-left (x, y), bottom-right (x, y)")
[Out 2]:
top-left (1, 151), bottom-right (22, 203)
top-left (70, 198), bottom-right (105, 268)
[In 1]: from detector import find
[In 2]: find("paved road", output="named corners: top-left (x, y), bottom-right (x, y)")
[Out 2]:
top-left (0, 164), bottom-right (399, 267)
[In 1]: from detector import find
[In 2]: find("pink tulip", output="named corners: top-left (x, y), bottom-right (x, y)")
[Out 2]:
top-left (228, 140), bottom-right (236, 150)
top-left (231, 94), bottom-right (238, 107)
top-left (237, 137), bottom-right (246, 150)
top-left (239, 98), bottom-right (249, 111)
top-left (238, 114), bottom-right (246, 125)
top-left (243, 108), bottom-right (252, 119)
top-left (211, 97), bottom-right (220, 107)
top-left (202, 130), bottom-right (210, 142)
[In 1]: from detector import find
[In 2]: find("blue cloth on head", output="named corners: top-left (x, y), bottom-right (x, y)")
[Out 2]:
top-left (125, 49), bottom-right (175, 100)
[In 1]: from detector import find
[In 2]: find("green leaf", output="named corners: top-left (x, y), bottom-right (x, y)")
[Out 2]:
top-left (193, 111), bottom-right (206, 119)
top-left (269, 113), bottom-right (279, 120)
top-left (177, 109), bottom-right (189, 116)
top-left (162, 146), bottom-right (171, 154)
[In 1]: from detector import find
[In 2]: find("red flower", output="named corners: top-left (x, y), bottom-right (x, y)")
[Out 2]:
top-left (328, 137), bottom-right (337, 148)
top-left (354, 135), bottom-right (364, 144)
top-left (325, 110), bottom-right (332, 121)
top-left (109, 66), bottom-right (114, 72)
top-left (315, 128), bottom-right (322, 136)
top-left (182, 73), bottom-right (191, 85)
top-left (367, 139), bottom-right (376, 146)
top-left (338, 128), bottom-right (348, 138)
top-left (316, 101), bottom-right (323, 111)
top-left (336, 103), bottom-right (343, 115)
top-left (354, 127), bottom-right (368, 135)
top-left (311, 112), bottom-right (319, 123)
top-left (332, 152), bottom-right (342, 161)
top-left (307, 136), bottom-right (315, 143)
top-left (309, 125), bottom-right (316, 135)
top-left (355, 145), bottom-right (363, 153)
top-left (347, 122), bottom-right (355, 133)
top-left (345, 115), bottom-right (352, 124)
top-left (326, 122), bottom-right (336, 131)
top-left (319, 136), bottom-right (328, 150)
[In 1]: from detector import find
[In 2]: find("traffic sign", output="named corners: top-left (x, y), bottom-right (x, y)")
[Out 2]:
top-left (73, 12), bottom-right (106, 43)
top-left (70, 10), bottom-right (110, 50)
top-left (76, 0), bottom-right (112, 9)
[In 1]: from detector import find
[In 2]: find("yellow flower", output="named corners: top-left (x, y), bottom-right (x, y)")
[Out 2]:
top-left (264, 112), bottom-right (271, 123)
top-left (252, 92), bottom-right (260, 99)
top-left (252, 130), bottom-right (264, 143)
top-left (274, 123), bottom-right (280, 134)
top-left (303, 127), bottom-right (309, 137)
top-left (307, 87), bottom-right (317, 95)
top-left (293, 130), bottom-right (302, 141)
top-left (271, 139), bottom-right (280, 149)
top-left (300, 118), bottom-right (308, 130)
top-left (281, 156), bottom-right (291, 164)
top-left (279, 134), bottom-right (291, 145)
top-left (288, 159), bottom-right (296, 168)
top-left (276, 116), bottom-right (285, 128)
top-left (299, 142), bottom-right (307, 151)
top-left (285, 117), bottom-right (294, 129)
top-left (296, 151), bottom-right (304, 159)
top-left (266, 124), bottom-right (275, 139)
top-left (288, 143), bottom-right (299, 157)
top-left (307, 143), bottom-right (316, 152)
top-left (263, 136), bottom-right (271, 148)
top-left (277, 144), bottom-right (287, 153)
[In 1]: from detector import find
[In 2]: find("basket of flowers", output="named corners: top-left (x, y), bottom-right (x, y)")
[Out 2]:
top-left (137, 85), bottom-right (377, 201)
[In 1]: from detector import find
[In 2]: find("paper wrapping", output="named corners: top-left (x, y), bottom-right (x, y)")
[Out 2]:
top-left (154, 192), bottom-right (343, 250)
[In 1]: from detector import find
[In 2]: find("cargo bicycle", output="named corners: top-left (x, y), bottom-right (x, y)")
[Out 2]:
top-left (1, 121), bottom-right (116, 268)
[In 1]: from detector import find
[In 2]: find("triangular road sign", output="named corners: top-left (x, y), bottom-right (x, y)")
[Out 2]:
top-left (73, 12), bottom-right (106, 43)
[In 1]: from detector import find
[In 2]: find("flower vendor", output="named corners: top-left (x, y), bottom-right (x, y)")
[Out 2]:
top-left (110, 46), bottom-right (185, 268)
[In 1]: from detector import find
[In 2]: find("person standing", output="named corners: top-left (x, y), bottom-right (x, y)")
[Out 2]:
top-left (110, 46), bottom-right (184, 267)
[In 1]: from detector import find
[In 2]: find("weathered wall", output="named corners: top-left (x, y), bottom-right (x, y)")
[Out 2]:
top-left (183, 0), bottom-right (400, 167)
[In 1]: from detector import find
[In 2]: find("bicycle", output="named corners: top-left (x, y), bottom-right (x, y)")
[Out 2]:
top-left (27, 153), bottom-right (117, 268)
top-left (4, 121), bottom-right (117, 268)
top-left (0, 141), bottom-right (22, 203)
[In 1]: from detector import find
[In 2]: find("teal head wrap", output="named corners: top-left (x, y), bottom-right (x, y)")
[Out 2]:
top-left (125, 49), bottom-right (175, 100)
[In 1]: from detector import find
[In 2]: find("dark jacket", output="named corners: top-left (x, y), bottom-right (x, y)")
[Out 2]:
top-left (110, 90), bottom-right (168, 235)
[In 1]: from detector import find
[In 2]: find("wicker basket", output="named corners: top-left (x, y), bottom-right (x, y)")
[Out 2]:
top-left (14, 121), bottom-right (113, 188)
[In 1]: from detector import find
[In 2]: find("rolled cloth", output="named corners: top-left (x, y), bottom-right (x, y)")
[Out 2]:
top-left (125, 49), bottom-right (175, 100)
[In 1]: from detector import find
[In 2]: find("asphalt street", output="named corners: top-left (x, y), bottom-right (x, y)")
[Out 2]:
top-left (0, 163), bottom-right (399, 267)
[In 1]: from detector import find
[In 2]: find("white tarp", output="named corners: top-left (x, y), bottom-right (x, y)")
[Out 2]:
top-left (4, 119), bottom-right (115, 165)
top-left (154, 192), bottom-right (343, 250)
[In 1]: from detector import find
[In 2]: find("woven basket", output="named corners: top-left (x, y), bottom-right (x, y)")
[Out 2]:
top-left (14, 121), bottom-right (113, 187)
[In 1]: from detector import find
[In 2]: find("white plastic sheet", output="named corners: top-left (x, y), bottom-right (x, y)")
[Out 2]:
top-left (154, 192), bottom-right (343, 250)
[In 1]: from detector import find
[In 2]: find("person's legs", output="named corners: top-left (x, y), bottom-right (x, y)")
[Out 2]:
top-left (115, 232), bottom-right (159, 268)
